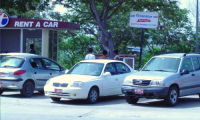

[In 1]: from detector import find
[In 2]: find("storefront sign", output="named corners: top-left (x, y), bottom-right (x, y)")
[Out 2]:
top-left (130, 11), bottom-right (159, 28)
top-left (0, 13), bottom-right (9, 27)
top-left (3, 18), bottom-right (80, 30)
top-left (14, 21), bottom-right (58, 28)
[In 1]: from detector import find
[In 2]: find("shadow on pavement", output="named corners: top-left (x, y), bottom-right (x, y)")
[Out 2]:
top-left (0, 91), bottom-right (48, 99)
top-left (51, 95), bottom-right (126, 106)
top-left (133, 95), bottom-right (200, 108)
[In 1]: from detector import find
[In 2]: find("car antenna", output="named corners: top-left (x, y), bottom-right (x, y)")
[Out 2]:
top-left (183, 53), bottom-right (187, 57)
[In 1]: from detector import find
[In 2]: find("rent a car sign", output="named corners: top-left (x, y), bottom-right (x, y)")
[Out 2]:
top-left (130, 11), bottom-right (159, 28)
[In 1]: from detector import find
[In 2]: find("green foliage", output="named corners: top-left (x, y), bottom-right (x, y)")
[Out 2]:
top-left (0, 0), bottom-right (49, 15)
top-left (58, 31), bottom-right (100, 69)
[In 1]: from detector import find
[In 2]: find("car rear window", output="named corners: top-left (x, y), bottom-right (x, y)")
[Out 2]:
top-left (0, 57), bottom-right (25, 68)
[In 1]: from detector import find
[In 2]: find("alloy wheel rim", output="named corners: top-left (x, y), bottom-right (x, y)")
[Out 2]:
top-left (26, 86), bottom-right (32, 94)
top-left (170, 90), bottom-right (177, 104)
top-left (90, 90), bottom-right (97, 102)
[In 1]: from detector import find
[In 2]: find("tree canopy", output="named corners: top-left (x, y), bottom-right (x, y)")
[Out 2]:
top-left (51, 0), bottom-right (194, 59)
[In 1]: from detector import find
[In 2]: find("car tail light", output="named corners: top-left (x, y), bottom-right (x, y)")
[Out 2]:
top-left (14, 70), bottom-right (26, 75)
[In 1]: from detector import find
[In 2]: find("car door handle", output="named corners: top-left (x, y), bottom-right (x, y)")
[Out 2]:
top-left (34, 72), bottom-right (37, 74)
top-left (50, 73), bottom-right (52, 75)
top-left (191, 74), bottom-right (195, 76)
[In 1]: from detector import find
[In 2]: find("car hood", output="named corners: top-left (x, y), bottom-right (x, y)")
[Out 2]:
top-left (49, 74), bottom-right (99, 83)
top-left (126, 71), bottom-right (176, 80)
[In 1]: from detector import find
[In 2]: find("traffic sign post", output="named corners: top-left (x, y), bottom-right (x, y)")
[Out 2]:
top-left (129, 11), bottom-right (159, 70)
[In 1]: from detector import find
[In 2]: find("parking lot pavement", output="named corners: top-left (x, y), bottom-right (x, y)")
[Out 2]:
top-left (1, 91), bottom-right (200, 120)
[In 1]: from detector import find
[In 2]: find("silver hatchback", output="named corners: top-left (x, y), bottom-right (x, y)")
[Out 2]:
top-left (0, 53), bottom-right (65, 97)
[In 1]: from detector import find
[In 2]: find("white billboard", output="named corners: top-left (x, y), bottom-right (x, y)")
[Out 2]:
top-left (130, 11), bottom-right (159, 28)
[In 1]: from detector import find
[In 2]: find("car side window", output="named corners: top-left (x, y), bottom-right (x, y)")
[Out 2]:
top-left (197, 58), bottom-right (200, 68)
top-left (115, 62), bottom-right (131, 74)
top-left (104, 63), bottom-right (117, 75)
top-left (191, 57), bottom-right (200, 70)
top-left (181, 58), bottom-right (193, 72)
top-left (30, 58), bottom-right (44, 69)
top-left (41, 59), bottom-right (61, 71)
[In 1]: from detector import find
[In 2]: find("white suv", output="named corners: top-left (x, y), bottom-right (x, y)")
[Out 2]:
top-left (122, 53), bottom-right (200, 106)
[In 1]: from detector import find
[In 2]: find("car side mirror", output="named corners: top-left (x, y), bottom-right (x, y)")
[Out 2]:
top-left (65, 70), bottom-right (69, 74)
top-left (180, 70), bottom-right (189, 75)
top-left (103, 72), bottom-right (111, 77)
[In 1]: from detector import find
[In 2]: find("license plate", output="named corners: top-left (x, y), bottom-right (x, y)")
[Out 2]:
top-left (0, 73), bottom-right (5, 77)
top-left (55, 89), bottom-right (62, 94)
top-left (135, 89), bottom-right (144, 95)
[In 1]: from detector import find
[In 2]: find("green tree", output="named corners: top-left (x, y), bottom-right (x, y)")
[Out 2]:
top-left (58, 30), bottom-right (100, 69)
top-left (0, 0), bottom-right (49, 15)
top-left (146, 3), bottom-right (194, 54)
top-left (53, 0), bottom-right (193, 59)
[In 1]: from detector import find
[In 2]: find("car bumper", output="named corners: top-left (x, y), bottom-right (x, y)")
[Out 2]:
top-left (0, 78), bottom-right (23, 90)
top-left (44, 86), bottom-right (89, 99)
top-left (121, 85), bottom-right (169, 99)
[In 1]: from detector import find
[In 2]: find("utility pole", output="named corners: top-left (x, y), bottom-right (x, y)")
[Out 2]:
top-left (196, 0), bottom-right (199, 53)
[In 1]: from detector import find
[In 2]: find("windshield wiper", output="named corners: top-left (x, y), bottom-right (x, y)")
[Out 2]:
top-left (142, 70), bottom-right (151, 71)
top-left (3, 65), bottom-right (16, 68)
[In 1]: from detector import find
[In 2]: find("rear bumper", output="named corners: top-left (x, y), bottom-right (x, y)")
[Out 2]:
top-left (121, 85), bottom-right (169, 99)
top-left (0, 78), bottom-right (23, 90)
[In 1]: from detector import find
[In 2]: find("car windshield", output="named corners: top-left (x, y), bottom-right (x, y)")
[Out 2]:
top-left (142, 57), bottom-right (181, 73)
top-left (67, 62), bottom-right (104, 76)
top-left (0, 57), bottom-right (25, 68)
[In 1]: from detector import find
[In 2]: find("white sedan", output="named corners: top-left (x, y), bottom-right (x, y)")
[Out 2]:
top-left (44, 60), bottom-right (134, 103)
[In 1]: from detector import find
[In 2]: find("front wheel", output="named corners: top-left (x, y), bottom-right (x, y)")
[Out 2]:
top-left (164, 86), bottom-right (178, 106)
top-left (51, 97), bottom-right (61, 101)
top-left (20, 81), bottom-right (34, 97)
top-left (87, 87), bottom-right (99, 104)
top-left (0, 89), bottom-right (4, 95)
top-left (125, 95), bottom-right (139, 104)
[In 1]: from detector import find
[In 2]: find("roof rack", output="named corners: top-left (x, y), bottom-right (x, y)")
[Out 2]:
top-left (183, 52), bottom-right (200, 57)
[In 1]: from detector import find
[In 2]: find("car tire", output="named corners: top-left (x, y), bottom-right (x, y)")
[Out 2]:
top-left (87, 87), bottom-right (99, 104)
top-left (125, 95), bottom-right (139, 104)
top-left (0, 89), bottom-right (4, 95)
top-left (164, 86), bottom-right (178, 106)
top-left (20, 81), bottom-right (34, 97)
top-left (51, 97), bottom-right (61, 101)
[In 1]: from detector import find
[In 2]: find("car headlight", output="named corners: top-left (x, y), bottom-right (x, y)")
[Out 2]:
top-left (150, 80), bottom-right (165, 86)
top-left (70, 81), bottom-right (84, 87)
top-left (123, 78), bottom-right (133, 85)
top-left (45, 79), bottom-right (51, 86)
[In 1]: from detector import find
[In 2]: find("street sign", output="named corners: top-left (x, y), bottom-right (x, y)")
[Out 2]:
top-left (130, 11), bottom-right (159, 28)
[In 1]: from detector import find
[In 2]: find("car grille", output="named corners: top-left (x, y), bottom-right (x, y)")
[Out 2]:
top-left (132, 79), bottom-right (151, 86)
top-left (53, 83), bottom-right (68, 87)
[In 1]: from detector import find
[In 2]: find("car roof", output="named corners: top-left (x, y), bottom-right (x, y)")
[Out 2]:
top-left (0, 53), bottom-right (35, 55)
top-left (0, 53), bottom-right (46, 59)
top-left (155, 53), bottom-right (200, 58)
top-left (80, 59), bottom-right (124, 64)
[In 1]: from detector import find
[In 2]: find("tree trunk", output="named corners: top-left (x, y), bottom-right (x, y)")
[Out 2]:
top-left (107, 34), bottom-right (114, 59)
